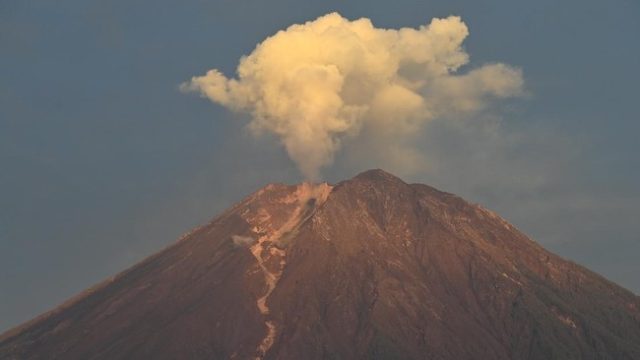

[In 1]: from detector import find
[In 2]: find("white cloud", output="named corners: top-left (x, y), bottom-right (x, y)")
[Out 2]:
top-left (182, 12), bottom-right (523, 179)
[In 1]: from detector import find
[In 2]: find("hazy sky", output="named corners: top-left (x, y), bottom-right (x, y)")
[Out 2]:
top-left (1, 0), bottom-right (639, 332)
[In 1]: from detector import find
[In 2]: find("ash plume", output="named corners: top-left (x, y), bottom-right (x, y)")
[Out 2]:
top-left (232, 235), bottom-right (255, 247)
top-left (181, 12), bottom-right (523, 179)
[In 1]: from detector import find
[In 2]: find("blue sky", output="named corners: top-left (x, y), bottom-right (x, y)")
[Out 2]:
top-left (1, 0), bottom-right (639, 331)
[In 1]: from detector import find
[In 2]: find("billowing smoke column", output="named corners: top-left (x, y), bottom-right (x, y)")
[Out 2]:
top-left (181, 12), bottom-right (523, 179)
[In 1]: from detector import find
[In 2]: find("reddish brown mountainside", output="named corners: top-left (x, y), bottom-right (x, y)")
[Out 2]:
top-left (2, 169), bottom-right (640, 359)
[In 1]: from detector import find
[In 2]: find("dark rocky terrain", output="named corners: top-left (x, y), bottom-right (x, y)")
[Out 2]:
top-left (2, 169), bottom-right (640, 359)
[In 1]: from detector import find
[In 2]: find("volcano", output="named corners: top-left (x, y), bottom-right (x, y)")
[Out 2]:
top-left (2, 169), bottom-right (639, 359)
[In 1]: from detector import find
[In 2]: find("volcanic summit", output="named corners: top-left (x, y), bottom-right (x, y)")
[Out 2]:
top-left (1, 169), bottom-right (639, 359)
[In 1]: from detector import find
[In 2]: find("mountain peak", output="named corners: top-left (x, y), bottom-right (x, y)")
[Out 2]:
top-left (2, 171), bottom-right (640, 359)
top-left (352, 168), bottom-right (404, 183)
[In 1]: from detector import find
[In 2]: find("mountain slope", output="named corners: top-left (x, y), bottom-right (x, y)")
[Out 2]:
top-left (2, 169), bottom-right (639, 359)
